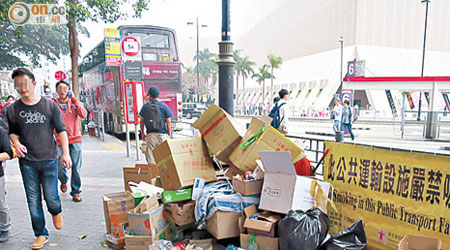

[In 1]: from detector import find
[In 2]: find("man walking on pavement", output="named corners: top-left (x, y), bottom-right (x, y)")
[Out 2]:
top-left (7, 68), bottom-right (72, 249)
top-left (139, 86), bottom-right (172, 164)
top-left (269, 89), bottom-right (289, 134)
top-left (54, 80), bottom-right (87, 202)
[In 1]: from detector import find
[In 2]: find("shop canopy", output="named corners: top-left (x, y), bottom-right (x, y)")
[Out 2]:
top-left (343, 76), bottom-right (450, 91)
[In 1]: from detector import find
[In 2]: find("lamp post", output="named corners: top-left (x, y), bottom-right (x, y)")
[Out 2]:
top-left (339, 36), bottom-right (344, 97)
top-left (187, 17), bottom-right (207, 103)
top-left (418, 0), bottom-right (430, 121)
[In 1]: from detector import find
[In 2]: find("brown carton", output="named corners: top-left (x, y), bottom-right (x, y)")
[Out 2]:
top-left (229, 117), bottom-right (303, 172)
top-left (123, 164), bottom-right (158, 192)
top-left (398, 235), bottom-right (442, 250)
top-left (103, 192), bottom-right (135, 234)
top-left (164, 200), bottom-right (196, 227)
top-left (128, 197), bottom-right (166, 237)
top-left (192, 104), bottom-right (245, 163)
top-left (153, 137), bottom-right (216, 190)
top-left (240, 234), bottom-right (279, 250)
top-left (243, 205), bottom-right (280, 238)
top-left (232, 177), bottom-right (264, 196)
top-left (205, 211), bottom-right (242, 240)
top-left (125, 224), bottom-right (170, 250)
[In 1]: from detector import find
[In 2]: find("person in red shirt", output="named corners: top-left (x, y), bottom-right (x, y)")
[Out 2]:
top-left (54, 81), bottom-right (87, 202)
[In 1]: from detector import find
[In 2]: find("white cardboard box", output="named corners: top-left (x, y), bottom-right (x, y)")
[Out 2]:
top-left (258, 151), bottom-right (332, 214)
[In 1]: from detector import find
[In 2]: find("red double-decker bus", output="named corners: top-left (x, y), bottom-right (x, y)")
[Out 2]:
top-left (79, 25), bottom-right (182, 134)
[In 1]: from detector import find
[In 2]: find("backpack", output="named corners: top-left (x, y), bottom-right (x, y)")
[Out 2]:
top-left (268, 101), bottom-right (286, 129)
top-left (145, 101), bottom-right (164, 132)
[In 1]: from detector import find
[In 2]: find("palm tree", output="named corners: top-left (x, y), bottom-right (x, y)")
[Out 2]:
top-left (239, 56), bottom-right (256, 113)
top-left (252, 65), bottom-right (272, 112)
top-left (267, 54), bottom-right (283, 101)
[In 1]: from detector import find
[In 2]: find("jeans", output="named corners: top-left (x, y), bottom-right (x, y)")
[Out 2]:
top-left (58, 143), bottom-right (82, 196)
top-left (333, 120), bottom-right (341, 133)
top-left (341, 123), bottom-right (355, 140)
top-left (0, 176), bottom-right (11, 232)
top-left (19, 159), bottom-right (62, 237)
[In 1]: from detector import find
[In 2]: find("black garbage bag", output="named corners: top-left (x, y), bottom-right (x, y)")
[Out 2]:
top-left (278, 208), bottom-right (329, 250)
top-left (320, 219), bottom-right (367, 250)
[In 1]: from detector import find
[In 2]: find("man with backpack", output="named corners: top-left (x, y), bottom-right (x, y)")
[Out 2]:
top-left (269, 89), bottom-right (289, 134)
top-left (139, 86), bottom-right (172, 164)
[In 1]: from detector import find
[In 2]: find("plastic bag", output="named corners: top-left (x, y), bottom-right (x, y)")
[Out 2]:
top-left (278, 208), bottom-right (329, 250)
top-left (225, 245), bottom-right (246, 250)
top-left (320, 219), bottom-right (367, 250)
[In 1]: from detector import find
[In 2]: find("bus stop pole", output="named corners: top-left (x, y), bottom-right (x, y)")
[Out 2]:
top-left (125, 123), bottom-right (131, 157)
top-left (401, 92), bottom-right (406, 139)
top-left (135, 123), bottom-right (140, 161)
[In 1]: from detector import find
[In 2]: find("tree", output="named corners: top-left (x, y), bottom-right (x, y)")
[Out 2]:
top-left (65, 0), bottom-right (149, 98)
top-left (0, 0), bottom-right (69, 70)
top-left (238, 55), bottom-right (255, 113)
top-left (252, 65), bottom-right (272, 112)
top-left (267, 54), bottom-right (282, 101)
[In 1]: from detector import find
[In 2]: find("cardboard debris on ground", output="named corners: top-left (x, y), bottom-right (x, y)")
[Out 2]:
top-left (258, 151), bottom-right (332, 214)
top-left (205, 211), bottom-right (242, 240)
top-left (164, 200), bottom-right (196, 227)
top-left (128, 196), bottom-right (167, 237)
top-left (192, 104), bottom-right (245, 164)
top-left (243, 205), bottom-right (280, 238)
top-left (153, 137), bottom-right (217, 190)
top-left (187, 239), bottom-right (213, 250)
top-left (240, 234), bottom-right (279, 250)
top-left (224, 165), bottom-right (245, 179)
top-left (105, 233), bottom-right (125, 249)
top-left (102, 192), bottom-right (134, 234)
top-left (162, 188), bottom-right (193, 203)
top-left (123, 164), bottom-right (159, 192)
top-left (229, 117), bottom-right (303, 172)
top-left (398, 235), bottom-right (442, 250)
top-left (125, 225), bottom-right (171, 250)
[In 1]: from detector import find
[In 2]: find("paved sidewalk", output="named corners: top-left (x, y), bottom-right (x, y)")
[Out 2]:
top-left (1, 134), bottom-right (141, 250)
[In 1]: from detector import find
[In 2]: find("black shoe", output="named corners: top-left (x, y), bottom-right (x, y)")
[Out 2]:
top-left (0, 231), bottom-right (9, 243)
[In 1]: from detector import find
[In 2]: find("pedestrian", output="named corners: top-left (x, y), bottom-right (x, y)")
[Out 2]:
top-left (139, 86), bottom-right (172, 165)
top-left (341, 99), bottom-right (355, 140)
top-left (269, 89), bottom-right (289, 134)
top-left (7, 68), bottom-right (72, 249)
top-left (332, 98), bottom-right (343, 133)
top-left (0, 96), bottom-right (15, 121)
top-left (54, 80), bottom-right (87, 202)
top-left (0, 119), bottom-right (13, 243)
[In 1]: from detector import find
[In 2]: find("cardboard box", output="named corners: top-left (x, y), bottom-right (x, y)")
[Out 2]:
top-left (258, 151), bottom-right (332, 214)
top-left (398, 235), bottom-right (442, 250)
top-left (192, 104), bottom-right (245, 164)
top-left (153, 137), bottom-right (217, 190)
top-left (162, 188), bottom-right (193, 203)
top-left (240, 234), bottom-right (279, 250)
top-left (128, 196), bottom-right (167, 236)
top-left (125, 224), bottom-right (170, 250)
top-left (105, 233), bottom-right (125, 250)
top-left (243, 205), bottom-right (280, 238)
top-left (123, 164), bottom-right (159, 192)
top-left (103, 192), bottom-right (135, 234)
top-left (110, 212), bottom-right (128, 238)
top-left (206, 211), bottom-right (242, 240)
top-left (188, 239), bottom-right (213, 250)
top-left (225, 165), bottom-right (245, 179)
top-left (232, 177), bottom-right (264, 196)
top-left (164, 200), bottom-right (196, 227)
top-left (229, 117), bottom-right (303, 172)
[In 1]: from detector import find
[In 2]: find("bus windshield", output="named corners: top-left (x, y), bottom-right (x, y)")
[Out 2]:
top-left (128, 33), bottom-right (169, 49)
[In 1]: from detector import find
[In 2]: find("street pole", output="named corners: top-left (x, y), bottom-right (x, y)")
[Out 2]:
top-left (196, 16), bottom-right (200, 103)
top-left (339, 36), bottom-right (344, 98)
top-left (418, 0), bottom-right (430, 121)
top-left (217, 0), bottom-right (235, 115)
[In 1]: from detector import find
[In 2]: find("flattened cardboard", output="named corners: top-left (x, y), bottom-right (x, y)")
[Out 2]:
top-left (153, 137), bottom-right (216, 190)
top-left (259, 151), bottom-right (332, 214)
top-left (192, 104), bottom-right (245, 163)
top-left (233, 177), bottom-right (264, 196)
top-left (164, 200), bottom-right (196, 227)
top-left (229, 117), bottom-right (303, 172)
top-left (205, 211), bottom-right (242, 240)
top-left (103, 192), bottom-right (135, 234)
top-left (240, 234), bottom-right (279, 250)
top-left (123, 164), bottom-right (159, 192)
top-left (398, 235), bottom-right (442, 250)
top-left (188, 239), bottom-right (213, 250)
top-left (125, 224), bottom-right (170, 250)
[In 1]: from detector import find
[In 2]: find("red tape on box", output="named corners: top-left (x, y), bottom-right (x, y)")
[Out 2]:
top-left (203, 114), bottom-right (227, 137)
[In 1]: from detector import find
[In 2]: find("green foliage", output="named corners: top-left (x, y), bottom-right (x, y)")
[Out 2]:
top-left (252, 64), bottom-right (272, 84)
